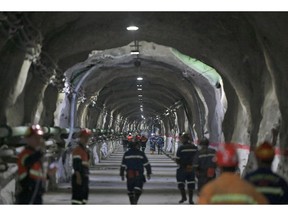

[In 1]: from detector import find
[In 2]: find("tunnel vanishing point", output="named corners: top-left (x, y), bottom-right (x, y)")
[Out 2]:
top-left (0, 12), bottom-right (288, 204)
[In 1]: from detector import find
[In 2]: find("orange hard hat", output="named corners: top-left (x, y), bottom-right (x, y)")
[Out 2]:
top-left (255, 141), bottom-right (275, 162)
top-left (26, 124), bottom-right (44, 137)
top-left (216, 143), bottom-right (238, 167)
top-left (79, 128), bottom-right (92, 137)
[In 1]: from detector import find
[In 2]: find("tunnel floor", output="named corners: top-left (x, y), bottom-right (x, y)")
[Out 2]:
top-left (43, 145), bottom-right (198, 204)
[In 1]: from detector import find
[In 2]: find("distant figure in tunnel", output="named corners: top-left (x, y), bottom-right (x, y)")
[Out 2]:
top-left (140, 135), bottom-right (148, 152)
top-left (127, 133), bottom-right (133, 149)
top-left (149, 133), bottom-right (156, 154)
top-left (175, 133), bottom-right (198, 204)
top-left (194, 137), bottom-right (216, 193)
top-left (120, 141), bottom-right (152, 204)
top-left (156, 135), bottom-right (164, 155)
top-left (71, 129), bottom-right (91, 204)
top-left (122, 133), bottom-right (128, 152)
top-left (16, 125), bottom-right (56, 204)
top-left (245, 141), bottom-right (288, 204)
top-left (197, 143), bottom-right (268, 204)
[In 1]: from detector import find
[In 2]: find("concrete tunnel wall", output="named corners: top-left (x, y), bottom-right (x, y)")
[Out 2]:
top-left (60, 41), bottom-right (225, 145)
top-left (1, 12), bottom-right (288, 192)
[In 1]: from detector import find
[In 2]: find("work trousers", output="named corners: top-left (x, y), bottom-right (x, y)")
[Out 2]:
top-left (71, 174), bottom-right (89, 204)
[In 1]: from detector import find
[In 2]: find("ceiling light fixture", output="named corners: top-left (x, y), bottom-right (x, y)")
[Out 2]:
top-left (131, 50), bottom-right (140, 55)
top-left (137, 88), bottom-right (142, 91)
top-left (127, 26), bottom-right (139, 31)
top-left (137, 77), bottom-right (143, 81)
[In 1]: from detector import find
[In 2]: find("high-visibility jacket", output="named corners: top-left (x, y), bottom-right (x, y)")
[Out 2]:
top-left (120, 148), bottom-right (152, 178)
top-left (72, 143), bottom-right (90, 176)
top-left (17, 146), bottom-right (45, 182)
top-left (156, 136), bottom-right (164, 147)
top-left (198, 172), bottom-right (268, 204)
top-left (194, 147), bottom-right (216, 177)
top-left (245, 168), bottom-right (288, 204)
top-left (176, 142), bottom-right (198, 169)
top-left (127, 135), bottom-right (133, 142)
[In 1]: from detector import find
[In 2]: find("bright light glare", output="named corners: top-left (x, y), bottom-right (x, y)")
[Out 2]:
top-left (131, 51), bottom-right (140, 55)
top-left (127, 26), bottom-right (139, 31)
top-left (137, 77), bottom-right (143, 81)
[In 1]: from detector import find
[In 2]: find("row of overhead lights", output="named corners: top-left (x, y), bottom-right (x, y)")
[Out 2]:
top-left (137, 75), bottom-right (144, 119)
top-left (138, 77), bottom-right (144, 120)
top-left (127, 25), bottom-right (145, 120)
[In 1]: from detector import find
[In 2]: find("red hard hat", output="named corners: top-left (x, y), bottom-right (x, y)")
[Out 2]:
top-left (27, 124), bottom-right (44, 137)
top-left (255, 141), bottom-right (275, 162)
top-left (216, 143), bottom-right (238, 167)
top-left (79, 128), bottom-right (92, 137)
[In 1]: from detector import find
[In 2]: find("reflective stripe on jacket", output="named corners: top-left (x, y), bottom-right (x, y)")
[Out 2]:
top-left (72, 143), bottom-right (90, 175)
top-left (17, 147), bottom-right (44, 181)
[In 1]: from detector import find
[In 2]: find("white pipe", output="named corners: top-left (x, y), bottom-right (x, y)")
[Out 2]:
top-left (66, 66), bottom-right (98, 147)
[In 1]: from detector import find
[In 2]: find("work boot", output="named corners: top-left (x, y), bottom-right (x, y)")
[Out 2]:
top-left (188, 189), bottom-right (194, 204)
top-left (134, 190), bottom-right (142, 204)
top-left (179, 189), bottom-right (187, 203)
top-left (128, 192), bottom-right (135, 205)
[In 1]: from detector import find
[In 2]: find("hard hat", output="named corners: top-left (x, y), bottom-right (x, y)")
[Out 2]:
top-left (216, 143), bottom-right (238, 167)
top-left (255, 141), bottom-right (275, 162)
top-left (79, 128), bottom-right (92, 137)
top-left (129, 133), bottom-right (132, 135)
top-left (199, 137), bottom-right (209, 146)
top-left (26, 124), bottom-right (44, 137)
top-left (181, 132), bottom-right (190, 141)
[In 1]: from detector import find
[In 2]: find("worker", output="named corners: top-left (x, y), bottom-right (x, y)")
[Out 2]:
top-left (198, 143), bottom-right (268, 204)
top-left (140, 135), bottom-right (148, 152)
top-left (156, 135), bottom-right (164, 155)
top-left (127, 133), bottom-right (133, 142)
top-left (149, 134), bottom-right (156, 155)
top-left (71, 128), bottom-right (92, 204)
top-left (194, 137), bottom-right (216, 192)
top-left (175, 133), bottom-right (198, 204)
top-left (127, 133), bottom-right (133, 149)
top-left (120, 141), bottom-right (152, 204)
top-left (122, 133), bottom-right (128, 152)
top-left (136, 134), bottom-right (141, 142)
top-left (16, 125), bottom-right (56, 204)
top-left (245, 141), bottom-right (288, 204)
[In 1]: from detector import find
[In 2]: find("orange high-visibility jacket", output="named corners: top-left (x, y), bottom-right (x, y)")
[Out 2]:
top-left (198, 172), bottom-right (268, 204)
top-left (127, 135), bottom-right (133, 142)
top-left (17, 147), bottom-right (44, 181)
top-left (72, 144), bottom-right (90, 175)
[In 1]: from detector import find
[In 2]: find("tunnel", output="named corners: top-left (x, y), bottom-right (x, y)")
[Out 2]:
top-left (0, 12), bottom-right (288, 204)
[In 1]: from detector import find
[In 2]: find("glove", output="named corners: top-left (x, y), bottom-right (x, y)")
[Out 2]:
top-left (121, 176), bottom-right (125, 181)
top-left (147, 174), bottom-right (151, 180)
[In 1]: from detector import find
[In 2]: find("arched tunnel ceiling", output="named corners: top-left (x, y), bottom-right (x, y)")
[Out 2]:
top-left (64, 40), bottom-right (223, 139)
top-left (23, 12), bottom-right (271, 71)
top-left (1, 11), bottom-right (288, 147)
